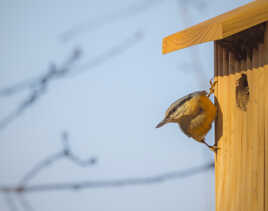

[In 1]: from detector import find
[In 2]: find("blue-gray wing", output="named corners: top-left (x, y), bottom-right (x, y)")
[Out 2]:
top-left (166, 90), bottom-right (207, 117)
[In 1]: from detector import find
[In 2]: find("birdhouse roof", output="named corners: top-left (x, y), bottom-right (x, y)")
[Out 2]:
top-left (162, 0), bottom-right (268, 54)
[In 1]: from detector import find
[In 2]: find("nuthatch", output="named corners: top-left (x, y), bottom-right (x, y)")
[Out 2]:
top-left (156, 80), bottom-right (218, 152)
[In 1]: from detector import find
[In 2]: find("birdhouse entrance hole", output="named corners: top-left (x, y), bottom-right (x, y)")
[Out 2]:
top-left (235, 73), bottom-right (249, 111)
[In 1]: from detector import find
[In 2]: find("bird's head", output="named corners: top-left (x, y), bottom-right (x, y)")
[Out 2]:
top-left (155, 91), bottom-right (207, 128)
top-left (156, 96), bottom-right (190, 128)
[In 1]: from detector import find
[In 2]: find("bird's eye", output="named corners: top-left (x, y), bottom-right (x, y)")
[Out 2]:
top-left (168, 107), bottom-right (178, 117)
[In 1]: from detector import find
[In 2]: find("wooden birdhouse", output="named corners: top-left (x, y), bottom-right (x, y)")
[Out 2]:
top-left (162, 1), bottom-right (268, 211)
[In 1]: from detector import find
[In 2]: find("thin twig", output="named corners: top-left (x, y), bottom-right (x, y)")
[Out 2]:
top-left (0, 87), bottom-right (47, 130)
top-left (0, 31), bottom-right (143, 130)
top-left (18, 152), bottom-right (65, 186)
top-left (0, 48), bottom-right (82, 97)
top-left (59, 0), bottom-right (163, 42)
top-left (17, 194), bottom-right (34, 211)
top-left (18, 132), bottom-right (97, 186)
top-left (3, 193), bottom-right (18, 211)
top-left (67, 30), bottom-right (144, 77)
top-left (0, 162), bottom-right (214, 193)
top-left (0, 49), bottom-right (82, 130)
top-left (61, 132), bottom-right (97, 167)
top-left (176, 0), bottom-right (208, 88)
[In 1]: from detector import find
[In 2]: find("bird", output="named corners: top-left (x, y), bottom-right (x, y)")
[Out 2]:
top-left (156, 80), bottom-right (218, 152)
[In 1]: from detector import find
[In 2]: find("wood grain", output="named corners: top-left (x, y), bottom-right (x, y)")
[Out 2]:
top-left (214, 23), bottom-right (268, 211)
top-left (163, 1), bottom-right (268, 54)
top-left (264, 22), bottom-right (268, 211)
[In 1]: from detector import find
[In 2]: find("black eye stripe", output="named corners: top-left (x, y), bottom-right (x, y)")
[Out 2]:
top-left (167, 95), bottom-right (193, 117)
top-left (177, 96), bottom-right (192, 107)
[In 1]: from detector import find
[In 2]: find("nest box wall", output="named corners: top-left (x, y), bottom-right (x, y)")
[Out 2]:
top-left (214, 22), bottom-right (268, 211)
top-left (162, 1), bottom-right (268, 211)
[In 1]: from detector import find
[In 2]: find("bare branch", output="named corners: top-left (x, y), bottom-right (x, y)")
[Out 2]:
top-left (0, 87), bottom-right (46, 130)
top-left (17, 194), bottom-right (34, 211)
top-left (177, 0), bottom-right (207, 11)
top-left (176, 0), bottom-right (208, 88)
top-left (0, 31), bottom-right (143, 130)
top-left (0, 48), bottom-right (82, 97)
top-left (0, 48), bottom-right (82, 130)
top-left (0, 162), bottom-right (213, 193)
top-left (18, 152), bottom-right (64, 186)
top-left (0, 132), bottom-right (213, 210)
top-left (61, 132), bottom-right (97, 167)
top-left (69, 30), bottom-right (143, 77)
top-left (0, 79), bottom-right (37, 96)
top-left (3, 193), bottom-right (18, 211)
top-left (18, 132), bottom-right (97, 186)
top-left (59, 0), bottom-right (163, 42)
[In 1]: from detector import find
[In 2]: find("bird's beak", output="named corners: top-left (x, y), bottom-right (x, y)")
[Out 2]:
top-left (155, 119), bottom-right (168, 128)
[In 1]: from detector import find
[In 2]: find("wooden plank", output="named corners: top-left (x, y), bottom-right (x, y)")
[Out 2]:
top-left (162, 1), bottom-right (268, 54)
top-left (162, 23), bottom-right (222, 53)
top-left (233, 55), bottom-right (243, 211)
top-left (263, 22), bottom-right (268, 211)
top-left (215, 44), bottom-right (223, 211)
top-left (215, 45), bottom-right (232, 211)
top-left (225, 50), bottom-right (232, 211)
top-left (215, 25), bottom-right (268, 209)
top-left (255, 47), bottom-right (266, 211)
top-left (221, 49), bottom-right (229, 211)
top-left (246, 47), bottom-right (265, 211)
top-left (222, 5), bottom-right (268, 38)
top-left (234, 55), bottom-right (242, 211)
top-left (228, 52), bottom-right (238, 211)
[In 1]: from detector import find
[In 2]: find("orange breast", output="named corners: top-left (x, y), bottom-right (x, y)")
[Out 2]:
top-left (187, 95), bottom-right (217, 141)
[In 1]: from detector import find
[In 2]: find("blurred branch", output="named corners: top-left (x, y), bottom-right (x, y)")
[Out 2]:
top-left (177, 0), bottom-right (207, 11)
top-left (1, 131), bottom-right (96, 211)
top-left (4, 193), bottom-right (18, 211)
top-left (0, 31), bottom-right (143, 130)
top-left (17, 194), bottom-right (34, 211)
top-left (69, 30), bottom-right (143, 77)
top-left (176, 0), bottom-right (208, 88)
top-left (0, 49), bottom-right (82, 97)
top-left (0, 130), bottom-right (213, 210)
top-left (0, 162), bottom-right (213, 193)
top-left (59, 0), bottom-right (163, 42)
top-left (0, 48), bottom-right (82, 130)
top-left (18, 131), bottom-right (97, 186)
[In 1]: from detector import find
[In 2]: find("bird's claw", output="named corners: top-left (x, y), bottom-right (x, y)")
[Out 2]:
top-left (208, 145), bottom-right (220, 152)
top-left (208, 79), bottom-right (217, 97)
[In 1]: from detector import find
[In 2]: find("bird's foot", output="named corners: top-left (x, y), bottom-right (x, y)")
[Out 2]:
top-left (208, 145), bottom-right (220, 152)
top-left (208, 79), bottom-right (217, 97)
top-left (202, 140), bottom-right (219, 152)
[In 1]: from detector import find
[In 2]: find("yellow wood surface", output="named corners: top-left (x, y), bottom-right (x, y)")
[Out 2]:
top-left (264, 22), bottom-right (268, 211)
top-left (162, 0), bottom-right (268, 54)
top-left (214, 23), bottom-right (268, 211)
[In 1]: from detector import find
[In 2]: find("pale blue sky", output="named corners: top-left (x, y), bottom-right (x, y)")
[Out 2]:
top-left (0, 0), bottom-right (251, 210)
